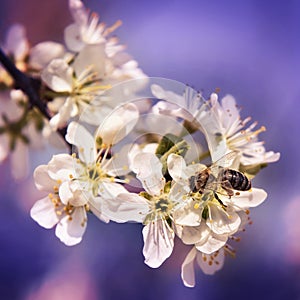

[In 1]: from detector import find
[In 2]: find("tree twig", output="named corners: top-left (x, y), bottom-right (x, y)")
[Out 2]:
top-left (0, 47), bottom-right (71, 150)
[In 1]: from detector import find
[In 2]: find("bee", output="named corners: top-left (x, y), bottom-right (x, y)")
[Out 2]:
top-left (189, 152), bottom-right (251, 199)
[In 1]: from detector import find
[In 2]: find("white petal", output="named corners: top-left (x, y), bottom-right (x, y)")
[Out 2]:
top-left (206, 204), bottom-right (241, 235)
top-left (30, 197), bottom-right (59, 229)
top-left (89, 197), bottom-right (110, 223)
top-left (220, 95), bottom-right (240, 132)
top-left (64, 24), bottom-right (85, 52)
top-left (68, 181), bottom-right (90, 206)
top-left (173, 198), bottom-right (201, 226)
top-left (66, 207), bottom-right (87, 238)
top-left (198, 107), bottom-right (229, 163)
top-left (79, 105), bottom-right (107, 126)
top-left (96, 103), bottom-right (139, 146)
top-left (41, 59), bottom-right (73, 92)
top-left (5, 24), bottom-right (29, 60)
top-left (197, 249), bottom-right (225, 275)
top-left (167, 154), bottom-right (188, 182)
top-left (73, 44), bottom-right (106, 78)
top-left (105, 144), bottom-right (132, 177)
top-left (34, 164), bottom-right (56, 191)
top-left (101, 193), bottom-right (148, 223)
top-left (132, 152), bottom-right (165, 196)
top-left (142, 219), bottom-right (174, 268)
top-left (49, 97), bottom-right (75, 129)
top-left (59, 181), bottom-right (75, 205)
top-left (55, 216), bottom-right (82, 246)
top-left (223, 188), bottom-right (267, 209)
top-left (29, 42), bottom-right (65, 70)
top-left (47, 154), bottom-right (76, 181)
top-left (99, 181), bottom-right (129, 199)
top-left (69, 0), bottom-right (88, 26)
top-left (181, 247), bottom-right (197, 288)
top-left (196, 233), bottom-right (227, 255)
top-left (0, 135), bottom-right (9, 161)
top-left (66, 121), bottom-right (96, 164)
top-left (180, 222), bottom-right (210, 245)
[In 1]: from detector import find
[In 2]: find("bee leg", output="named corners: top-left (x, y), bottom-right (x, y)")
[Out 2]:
top-left (214, 192), bottom-right (227, 210)
top-left (221, 180), bottom-right (234, 198)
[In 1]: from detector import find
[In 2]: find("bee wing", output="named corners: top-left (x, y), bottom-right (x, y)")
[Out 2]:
top-left (209, 151), bottom-right (239, 174)
top-left (213, 151), bottom-right (238, 167)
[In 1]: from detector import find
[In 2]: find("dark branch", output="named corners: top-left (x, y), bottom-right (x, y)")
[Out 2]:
top-left (0, 47), bottom-right (71, 151)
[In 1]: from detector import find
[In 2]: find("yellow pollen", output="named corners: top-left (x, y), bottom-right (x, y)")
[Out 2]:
top-left (124, 178), bottom-right (130, 184)
top-left (99, 84), bottom-right (112, 90)
top-left (48, 193), bottom-right (53, 199)
top-left (53, 186), bottom-right (59, 192)
top-left (79, 147), bottom-right (84, 153)
top-left (56, 210), bottom-right (62, 216)
top-left (109, 177), bottom-right (115, 182)
top-left (194, 203), bottom-right (200, 209)
top-left (245, 209), bottom-right (250, 215)
top-left (56, 179), bottom-right (62, 185)
top-left (72, 153), bottom-right (76, 158)
top-left (122, 165), bottom-right (128, 171)
top-left (69, 174), bottom-right (74, 179)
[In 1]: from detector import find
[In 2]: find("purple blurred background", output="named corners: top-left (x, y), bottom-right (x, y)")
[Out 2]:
top-left (0, 0), bottom-right (299, 299)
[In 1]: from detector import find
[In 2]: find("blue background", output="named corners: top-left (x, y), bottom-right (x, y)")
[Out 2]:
top-left (0, 0), bottom-right (299, 299)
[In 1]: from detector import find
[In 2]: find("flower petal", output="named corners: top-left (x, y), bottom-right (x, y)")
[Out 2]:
top-left (196, 249), bottom-right (225, 275)
top-left (34, 164), bottom-right (55, 191)
top-left (206, 204), bottom-right (241, 235)
top-left (173, 198), bottom-right (201, 226)
top-left (0, 134), bottom-right (9, 162)
top-left (64, 24), bottom-right (85, 52)
top-left (55, 216), bottom-right (82, 246)
top-left (59, 181), bottom-right (75, 205)
top-left (222, 188), bottom-right (267, 209)
top-left (167, 154), bottom-right (188, 182)
top-left (66, 122), bottom-right (96, 164)
top-left (132, 152), bottom-right (165, 196)
top-left (73, 44), bottom-right (106, 78)
top-left (99, 181), bottom-right (129, 199)
top-left (66, 207), bottom-right (87, 238)
top-left (181, 247), bottom-right (197, 288)
top-left (47, 154), bottom-right (76, 181)
top-left (5, 24), bottom-right (29, 60)
top-left (30, 197), bottom-right (59, 229)
top-left (142, 219), bottom-right (174, 268)
top-left (41, 59), bottom-right (73, 92)
top-left (195, 233), bottom-right (227, 255)
top-left (180, 222), bottom-right (210, 245)
top-left (101, 193), bottom-right (148, 223)
top-left (96, 103), bottom-right (139, 146)
top-left (49, 97), bottom-right (74, 129)
top-left (29, 41), bottom-right (65, 70)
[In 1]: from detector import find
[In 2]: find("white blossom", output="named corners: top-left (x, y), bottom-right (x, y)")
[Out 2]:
top-left (101, 152), bottom-right (184, 268)
top-left (181, 246), bottom-right (225, 287)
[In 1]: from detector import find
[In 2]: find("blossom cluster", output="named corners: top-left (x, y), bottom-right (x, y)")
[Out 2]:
top-left (0, 0), bottom-right (279, 287)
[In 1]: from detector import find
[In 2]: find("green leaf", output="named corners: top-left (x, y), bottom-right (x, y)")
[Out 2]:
top-left (202, 206), bottom-right (209, 220)
top-left (156, 133), bottom-right (189, 175)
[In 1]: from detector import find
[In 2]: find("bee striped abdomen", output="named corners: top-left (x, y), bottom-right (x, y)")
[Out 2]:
top-left (222, 169), bottom-right (251, 191)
